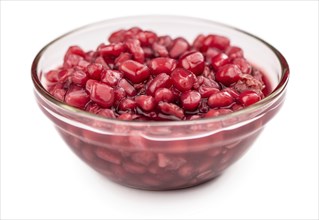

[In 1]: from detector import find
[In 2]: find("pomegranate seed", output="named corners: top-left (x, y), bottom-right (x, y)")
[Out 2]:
top-left (118, 98), bottom-right (137, 112)
top-left (169, 37), bottom-right (189, 58)
top-left (180, 90), bottom-right (201, 111)
top-left (158, 102), bottom-right (184, 119)
top-left (149, 57), bottom-right (177, 75)
top-left (114, 52), bottom-right (132, 68)
top-left (94, 56), bottom-right (110, 69)
top-left (108, 29), bottom-right (126, 43)
top-left (51, 85), bottom-right (66, 102)
top-left (46, 70), bottom-right (59, 83)
top-left (125, 38), bottom-right (145, 63)
top-left (123, 161), bottom-right (146, 174)
top-left (171, 68), bottom-right (196, 92)
top-left (98, 43), bottom-right (126, 57)
top-left (215, 64), bottom-right (242, 86)
top-left (88, 80), bottom-right (114, 108)
top-left (222, 87), bottom-right (240, 99)
top-left (238, 90), bottom-right (261, 106)
top-left (135, 95), bottom-right (156, 112)
top-left (192, 34), bottom-right (205, 51)
top-left (202, 35), bottom-right (230, 52)
top-left (137, 31), bottom-right (157, 46)
top-left (205, 48), bottom-right (221, 64)
top-left (101, 69), bottom-right (123, 86)
top-left (119, 60), bottom-right (150, 84)
top-left (85, 102), bottom-right (101, 114)
top-left (198, 85), bottom-right (219, 98)
top-left (225, 46), bottom-right (244, 59)
top-left (65, 85), bottom-right (90, 108)
top-left (154, 88), bottom-right (175, 103)
top-left (204, 108), bottom-right (233, 118)
top-left (118, 78), bottom-right (137, 96)
top-left (131, 152), bottom-right (155, 166)
top-left (71, 70), bottom-right (88, 86)
top-left (146, 73), bottom-right (171, 95)
top-left (211, 53), bottom-right (230, 70)
top-left (86, 63), bottom-right (104, 80)
top-left (95, 147), bottom-right (121, 165)
top-left (208, 91), bottom-right (234, 108)
top-left (178, 51), bottom-right (205, 75)
top-left (232, 58), bottom-right (252, 74)
top-left (157, 35), bottom-right (173, 50)
top-left (152, 42), bottom-right (169, 57)
top-left (98, 109), bottom-right (116, 118)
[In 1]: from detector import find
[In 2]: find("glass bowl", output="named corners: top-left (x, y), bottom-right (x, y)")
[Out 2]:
top-left (31, 15), bottom-right (289, 190)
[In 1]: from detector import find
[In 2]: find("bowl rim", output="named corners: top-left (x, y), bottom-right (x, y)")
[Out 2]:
top-left (31, 14), bottom-right (289, 127)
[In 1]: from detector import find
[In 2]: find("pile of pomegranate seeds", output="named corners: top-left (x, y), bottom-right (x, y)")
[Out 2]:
top-left (46, 27), bottom-right (267, 121)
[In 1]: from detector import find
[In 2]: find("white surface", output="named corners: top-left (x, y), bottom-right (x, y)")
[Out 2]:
top-left (1, 1), bottom-right (318, 219)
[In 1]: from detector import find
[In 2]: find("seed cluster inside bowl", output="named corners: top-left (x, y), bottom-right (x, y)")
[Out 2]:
top-left (45, 27), bottom-right (267, 121)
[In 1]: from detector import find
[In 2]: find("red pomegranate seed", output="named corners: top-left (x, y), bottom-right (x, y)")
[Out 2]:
top-left (51, 85), bottom-right (66, 102)
top-left (131, 152), bottom-right (155, 166)
top-left (152, 42), bottom-right (169, 57)
top-left (95, 147), bottom-right (122, 165)
top-left (222, 87), bottom-right (240, 99)
top-left (225, 46), bottom-right (244, 59)
top-left (158, 35), bottom-right (173, 50)
top-left (87, 63), bottom-right (104, 80)
top-left (108, 29), bottom-right (126, 43)
top-left (46, 70), bottom-right (59, 83)
top-left (118, 78), bottom-right (137, 96)
top-left (232, 58), bottom-right (252, 74)
top-left (202, 34), bottom-right (230, 51)
top-left (94, 56), bottom-right (110, 69)
top-left (211, 53), bottom-right (230, 70)
top-left (101, 69), bottom-right (123, 86)
top-left (119, 60), bottom-right (150, 84)
top-left (114, 52), bottom-right (132, 68)
top-left (205, 48), bottom-right (221, 64)
top-left (158, 102), bottom-right (184, 119)
top-left (204, 108), bottom-right (233, 118)
top-left (215, 64), bottom-right (242, 86)
top-left (169, 37), bottom-right (190, 58)
top-left (178, 51), bottom-right (205, 75)
top-left (123, 161), bottom-right (146, 174)
top-left (65, 45), bottom-right (86, 57)
top-left (71, 70), bottom-right (88, 86)
top-left (198, 85), bottom-right (219, 98)
top-left (125, 38), bottom-right (145, 63)
top-left (192, 34), bottom-right (205, 51)
top-left (118, 98), bottom-right (137, 112)
top-left (238, 90), bottom-right (261, 106)
top-left (171, 68), bottom-right (196, 92)
top-left (135, 95), bottom-right (156, 112)
top-left (85, 102), bottom-right (101, 114)
top-left (146, 73), bottom-right (171, 95)
top-left (180, 90), bottom-right (201, 111)
top-left (208, 91), bottom-right (234, 108)
top-left (98, 109), bottom-right (116, 118)
top-left (98, 43), bottom-right (126, 57)
top-left (137, 31), bottom-right (157, 46)
top-left (88, 80), bottom-right (114, 108)
top-left (65, 85), bottom-right (90, 108)
top-left (154, 88), bottom-right (175, 103)
top-left (149, 57), bottom-right (177, 75)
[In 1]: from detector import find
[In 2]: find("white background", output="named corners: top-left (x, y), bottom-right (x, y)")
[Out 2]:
top-left (1, 1), bottom-right (318, 219)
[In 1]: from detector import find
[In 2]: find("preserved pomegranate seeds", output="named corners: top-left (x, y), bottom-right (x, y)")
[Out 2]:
top-left (46, 27), bottom-right (268, 120)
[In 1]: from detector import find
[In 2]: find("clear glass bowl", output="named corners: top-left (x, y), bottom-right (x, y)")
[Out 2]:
top-left (31, 15), bottom-right (289, 190)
